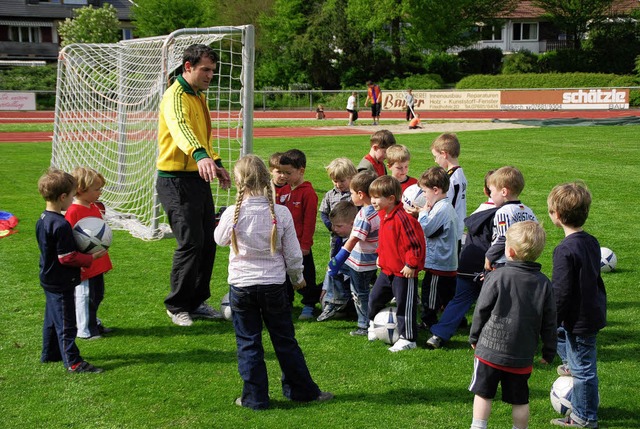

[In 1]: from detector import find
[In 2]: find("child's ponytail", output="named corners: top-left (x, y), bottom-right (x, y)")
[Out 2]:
top-left (230, 184), bottom-right (245, 255)
top-left (266, 184), bottom-right (277, 255)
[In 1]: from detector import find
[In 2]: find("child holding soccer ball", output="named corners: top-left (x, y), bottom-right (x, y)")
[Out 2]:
top-left (65, 167), bottom-right (113, 340)
top-left (214, 154), bottom-right (333, 410)
top-left (36, 168), bottom-right (106, 373)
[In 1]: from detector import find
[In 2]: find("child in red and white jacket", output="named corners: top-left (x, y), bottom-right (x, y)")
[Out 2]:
top-left (65, 167), bottom-right (113, 339)
top-left (367, 175), bottom-right (425, 352)
top-left (278, 149), bottom-right (320, 320)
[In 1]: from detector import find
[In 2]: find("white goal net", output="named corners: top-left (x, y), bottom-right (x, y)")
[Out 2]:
top-left (52, 26), bottom-right (255, 240)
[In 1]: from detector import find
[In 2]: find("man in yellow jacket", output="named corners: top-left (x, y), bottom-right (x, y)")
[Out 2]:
top-left (156, 44), bottom-right (231, 327)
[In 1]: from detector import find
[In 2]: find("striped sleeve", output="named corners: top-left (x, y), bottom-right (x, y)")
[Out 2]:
top-left (398, 210), bottom-right (425, 269)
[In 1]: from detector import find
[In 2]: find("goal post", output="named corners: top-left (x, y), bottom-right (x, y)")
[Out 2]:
top-left (52, 25), bottom-right (255, 240)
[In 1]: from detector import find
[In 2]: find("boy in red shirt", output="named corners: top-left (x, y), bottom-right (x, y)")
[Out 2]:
top-left (279, 149), bottom-right (320, 319)
top-left (357, 129), bottom-right (396, 177)
top-left (367, 176), bottom-right (426, 352)
top-left (65, 167), bottom-right (113, 339)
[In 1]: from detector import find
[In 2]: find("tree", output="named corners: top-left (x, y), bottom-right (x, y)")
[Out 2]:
top-left (532, 0), bottom-right (616, 49)
top-left (583, 18), bottom-right (640, 74)
top-left (256, 0), bottom-right (320, 87)
top-left (131, 0), bottom-right (218, 37)
top-left (57, 4), bottom-right (121, 47)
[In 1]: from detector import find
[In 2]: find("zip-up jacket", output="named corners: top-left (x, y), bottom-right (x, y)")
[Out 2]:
top-left (157, 75), bottom-right (222, 176)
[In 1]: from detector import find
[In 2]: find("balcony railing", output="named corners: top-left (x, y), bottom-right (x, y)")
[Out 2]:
top-left (0, 42), bottom-right (59, 61)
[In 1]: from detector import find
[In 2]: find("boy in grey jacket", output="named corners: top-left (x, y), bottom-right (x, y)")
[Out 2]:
top-left (417, 166), bottom-right (461, 328)
top-left (469, 221), bottom-right (557, 429)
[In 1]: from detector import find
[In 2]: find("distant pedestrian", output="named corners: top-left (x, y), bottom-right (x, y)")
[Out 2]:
top-left (365, 80), bottom-right (382, 125)
top-left (346, 92), bottom-right (358, 126)
top-left (405, 88), bottom-right (415, 121)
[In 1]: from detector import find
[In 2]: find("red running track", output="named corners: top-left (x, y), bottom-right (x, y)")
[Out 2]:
top-left (1, 109), bottom-right (639, 142)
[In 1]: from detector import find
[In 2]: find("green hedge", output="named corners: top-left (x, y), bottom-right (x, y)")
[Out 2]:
top-left (381, 74), bottom-right (443, 90)
top-left (456, 73), bottom-right (632, 89)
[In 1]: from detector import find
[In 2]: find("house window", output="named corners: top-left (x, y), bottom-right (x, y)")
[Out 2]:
top-left (122, 28), bottom-right (133, 40)
top-left (513, 22), bottom-right (538, 41)
top-left (480, 25), bottom-right (502, 41)
top-left (9, 26), bottom-right (41, 43)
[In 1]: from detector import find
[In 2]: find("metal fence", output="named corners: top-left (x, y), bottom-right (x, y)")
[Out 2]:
top-left (2, 89), bottom-right (366, 112)
top-left (255, 89), bottom-right (366, 112)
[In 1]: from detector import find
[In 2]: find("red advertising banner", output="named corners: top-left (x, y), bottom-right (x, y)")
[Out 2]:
top-left (500, 89), bottom-right (629, 110)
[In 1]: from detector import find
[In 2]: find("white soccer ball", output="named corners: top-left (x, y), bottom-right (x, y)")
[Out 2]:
top-left (373, 307), bottom-right (399, 345)
top-left (600, 247), bottom-right (617, 273)
top-left (220, 292), bottom-right (232, 321)
top-left (402, 184), bottom-right (426, 212)
top-left (72, 216), bottom-right (112, 254)
top-left (550, 376), bottom-right (573, 416)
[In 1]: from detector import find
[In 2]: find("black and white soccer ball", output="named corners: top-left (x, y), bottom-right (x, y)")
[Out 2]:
top-left (373, 307), bottom-right (399, 345)
top-left (220, 292), bottom-right (232, 321)
top-left (550, 376), bottom-right (573, 416)
top-left (600, 247), bottom-right (617, 273)
top-left (401, 184), bottom-right (426, 212)
top-left (72, 216), bottom-right (112, 254)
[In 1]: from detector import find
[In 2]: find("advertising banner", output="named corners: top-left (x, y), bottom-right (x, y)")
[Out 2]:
top-left (499, 89), bottom-right (629, 110)
top-left (0, 92), bottom-right (36, 111)
top-left (380, 89), bottom-right (629, 111)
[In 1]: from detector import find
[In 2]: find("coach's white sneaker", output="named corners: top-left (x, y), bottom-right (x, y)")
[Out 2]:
top-left (167, 310), bottom-right (193, 327)
top-left (388, 338), bottom-right (417, 352)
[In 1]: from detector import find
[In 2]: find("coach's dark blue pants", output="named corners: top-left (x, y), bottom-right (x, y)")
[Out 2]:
top-left (41, 288), bottom-right (82, 369)
top-left (157, 176), bottom-right (215, 313)
top-left (230, 283), bottom-right (321, 409)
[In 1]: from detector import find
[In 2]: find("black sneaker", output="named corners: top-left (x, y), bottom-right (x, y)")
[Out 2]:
top-left (316, 391), bottom-right (334, 402)
top-left (426, 335), bottom-right (443, 349)
top-left (97, 324), bottom-right (114, 334)
top-left (68, 361), bottom-right (104, 373)
top-left (350, 328), bottom-right (368, 336)
top-left (418, 321), bottom-right (430, 331)
top-left (316, 304), bottom-right (338, 322)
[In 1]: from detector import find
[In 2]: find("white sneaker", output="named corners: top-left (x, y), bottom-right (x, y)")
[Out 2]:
top-left (190, 302), bottom-right (223, 320)
top-left (167, 310), bottom-right (193, 326)
top-left (388, 338), bottom-right (417, 352)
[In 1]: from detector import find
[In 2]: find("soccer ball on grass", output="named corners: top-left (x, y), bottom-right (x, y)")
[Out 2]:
top-left (373, 307), bottom-right (399, 345)
top-left (600, 247), bottom-right (617, 273)
top-left (550, 376), bottom-right (573, 416)
top-left (220, 293), bottom-right (232, 321)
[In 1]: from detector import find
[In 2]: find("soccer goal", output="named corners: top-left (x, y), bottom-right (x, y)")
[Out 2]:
top-left (52, 25), bottom-right (255, 240)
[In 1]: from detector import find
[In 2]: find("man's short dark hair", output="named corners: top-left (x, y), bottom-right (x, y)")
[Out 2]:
top-left (182, 44), bottom-right (219, 68)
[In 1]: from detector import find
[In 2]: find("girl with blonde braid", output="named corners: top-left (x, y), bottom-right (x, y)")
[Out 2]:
top-left (214, 155), bottom-right (333, 410)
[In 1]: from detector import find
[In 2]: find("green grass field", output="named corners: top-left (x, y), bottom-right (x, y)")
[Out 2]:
top-left (0, 125), bottom-right (638, 428)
